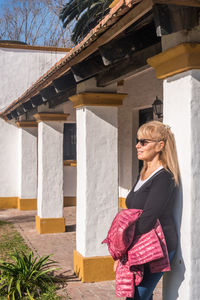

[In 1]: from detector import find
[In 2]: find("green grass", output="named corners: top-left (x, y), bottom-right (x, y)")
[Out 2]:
top-left (0, 221), bottom-right (30, 261)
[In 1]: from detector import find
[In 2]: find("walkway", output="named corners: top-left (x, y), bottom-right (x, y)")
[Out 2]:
top-left (0, 207), bottom-right (162, 300)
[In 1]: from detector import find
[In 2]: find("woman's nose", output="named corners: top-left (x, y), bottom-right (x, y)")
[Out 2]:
top-left (136, 142), bottom-right (140, 149)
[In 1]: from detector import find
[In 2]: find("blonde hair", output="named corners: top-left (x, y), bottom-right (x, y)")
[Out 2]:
top-left (138, 121), bottom-right (180, 185)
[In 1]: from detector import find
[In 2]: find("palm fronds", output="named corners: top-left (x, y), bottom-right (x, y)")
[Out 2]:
top-left (60, 0), bottom-right (113, 44)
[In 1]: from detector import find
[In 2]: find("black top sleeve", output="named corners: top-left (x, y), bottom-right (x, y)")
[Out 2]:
top-left (134, 172), bottom-right (174, 235)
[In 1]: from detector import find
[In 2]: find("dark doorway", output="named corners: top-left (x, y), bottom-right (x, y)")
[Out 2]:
top-left (138, 108), bottom-right (154, 171)
top-left (63, 123), bottom-right (76, 160)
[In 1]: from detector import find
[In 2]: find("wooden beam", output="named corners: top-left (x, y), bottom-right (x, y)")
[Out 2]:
top-left (53, 72), bottom-right (76, 92)
top-left (30, 94), bottom-right (43, 107)
top-left (71, 54), bottom-right (105, 82)
top-left (97, 42), bottom-right (161, 86)
top-left (40, 85), bottom-right (57, 102)
top-left (153, 4), bottom-right (199, 36)
top-left (99, 22), bottom-right (159, 66)
top-left (48, 86), bottom-right (76, 108)
top-left (153, 0), bottom-right (200, 7)
top-left (22, 101), bottom-right (34, 112)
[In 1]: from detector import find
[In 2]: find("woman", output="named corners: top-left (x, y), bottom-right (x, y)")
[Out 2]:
top-left (117, 121), bottom-right (180, 300)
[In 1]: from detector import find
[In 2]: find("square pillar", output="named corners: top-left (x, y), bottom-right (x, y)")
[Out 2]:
top-left (34, 113), bottom-right (68, 234)
top-left (16, 121), bottom-right (38, 210)
top-left (69, 92), bottom-right (126, 282)
top-left (148, 43), bottom-right (200, 300)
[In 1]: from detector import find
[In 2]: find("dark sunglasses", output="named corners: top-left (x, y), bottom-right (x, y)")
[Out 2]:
top-left (136, 139), bottom-right (161, 146)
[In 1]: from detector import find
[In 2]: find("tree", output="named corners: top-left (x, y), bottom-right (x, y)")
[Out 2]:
top-left (0, 0), bottom-right (73, 47)
top-left (60, 0), bottom-right (113, 44)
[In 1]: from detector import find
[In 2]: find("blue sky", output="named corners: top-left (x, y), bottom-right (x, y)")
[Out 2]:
top-left (0, 0), bottom-right (11, 14)
top-left (0, 0), bottom-right (8, 7)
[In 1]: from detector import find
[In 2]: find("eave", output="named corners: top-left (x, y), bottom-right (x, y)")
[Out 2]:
top-left (1, 0), bottom-right (199, 120)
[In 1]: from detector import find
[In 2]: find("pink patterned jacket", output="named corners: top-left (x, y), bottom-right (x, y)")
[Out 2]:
top-left (102, 209), bottom-right (170, 298)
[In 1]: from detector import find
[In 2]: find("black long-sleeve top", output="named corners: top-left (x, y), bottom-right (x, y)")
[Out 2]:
top-left (126, 169), bottom-right (178, 252)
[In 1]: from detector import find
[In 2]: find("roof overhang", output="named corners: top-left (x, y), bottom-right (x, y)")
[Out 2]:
top-left (2, 0), bottom-right (200, 120)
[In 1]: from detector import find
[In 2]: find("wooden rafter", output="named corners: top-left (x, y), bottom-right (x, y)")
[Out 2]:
top-left (153, 0), bottom-right (200, 7)
top-left (97, 42), bottom-right (161, 86)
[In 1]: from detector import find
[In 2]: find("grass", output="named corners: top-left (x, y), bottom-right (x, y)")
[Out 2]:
top-left (0, 220), bottom-right (30, 261)
top-left (0, 220), bottom-right (70, 299)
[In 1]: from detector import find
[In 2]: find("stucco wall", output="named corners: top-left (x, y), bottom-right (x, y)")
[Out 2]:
top-left (0, 120), bottom-right (19, 196)
top-left (118, 68), bottom-right (163, 198)
top-left (0, 46), bottom-right (67, 198)
top-left (0, 47), bottom-right (67, 107)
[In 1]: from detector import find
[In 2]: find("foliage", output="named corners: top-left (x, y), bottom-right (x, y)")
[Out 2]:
top-left (0, 0), bottom-right (72, 47)
top-left (0, 221), bottom-right (30, 261)
top-left (60, 0), bottom-right (113, 44)
top-left (0, 250), bottom-right (59, 299)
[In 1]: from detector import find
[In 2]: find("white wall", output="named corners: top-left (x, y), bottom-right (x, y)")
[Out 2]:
top-left (163, 70), bottom-right (200, 300)
top-left (18, 127), bottom-right (37, 199)
top-left (118, 68), bottom-right (163, 198)
top-left (0, 120), bottom-right (19, 196)
top-left (0, 46), bottom-right (67, 198)
top-left (63, 167), bottom-right (77, 197)
top-left (0, 47), bottom-right (67, 107)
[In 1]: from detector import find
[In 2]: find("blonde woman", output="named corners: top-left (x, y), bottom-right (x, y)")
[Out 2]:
top-left (125, 121), bottom-right (180, 300)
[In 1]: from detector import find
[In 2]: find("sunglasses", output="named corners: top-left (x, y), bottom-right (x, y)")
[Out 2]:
top-left (136, 139), bottom-right (161, 146)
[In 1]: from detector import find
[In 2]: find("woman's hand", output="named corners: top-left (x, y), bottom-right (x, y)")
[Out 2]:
top-left (113, 260), bottom-right (119, 272)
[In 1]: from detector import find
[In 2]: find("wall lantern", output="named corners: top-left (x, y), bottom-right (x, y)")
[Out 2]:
top-left (152, 96), bottom-right (163, 118)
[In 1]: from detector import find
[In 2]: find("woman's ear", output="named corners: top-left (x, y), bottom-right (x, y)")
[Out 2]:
top-left (156, 140), bottom-right (165, 152)
top-left (159, 141), bottom-right (165, 151)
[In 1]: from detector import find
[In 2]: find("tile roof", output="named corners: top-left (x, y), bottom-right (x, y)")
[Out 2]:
top-left (2, 0), bottom-right (144, 117)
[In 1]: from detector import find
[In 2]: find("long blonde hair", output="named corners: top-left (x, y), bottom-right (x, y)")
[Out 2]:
top-left (138, 121), bottom-right (180, 185)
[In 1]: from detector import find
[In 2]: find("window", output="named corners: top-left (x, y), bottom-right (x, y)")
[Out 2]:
top-left (63, 123), bottom-right (76, 160)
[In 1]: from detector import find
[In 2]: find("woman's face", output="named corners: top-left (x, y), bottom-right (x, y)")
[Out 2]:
top-left (136, 136), bottom-right (164, 162)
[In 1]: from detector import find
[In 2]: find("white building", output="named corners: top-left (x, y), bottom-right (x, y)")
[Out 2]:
top-left (0, 0), bottom-right (200, 299)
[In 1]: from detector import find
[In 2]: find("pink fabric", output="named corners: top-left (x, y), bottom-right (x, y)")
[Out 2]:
top-left (102, 209), bottom-right (170, 298)
top-left (102, 209), bottom-right (142, 260)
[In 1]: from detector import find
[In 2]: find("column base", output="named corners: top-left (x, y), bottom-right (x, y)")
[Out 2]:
top-left (18, 198), bottom-right (37, 210)
top-left (74, 250), bottom-right (115, 282)
top-left (0, 197), bottom-right (18, 209)
top-left (35, 216), bottom-right (65, 234)
top-left (119, 197), bottom-right (127, 209)
top-left (64, 197), bottom-right (76, 207)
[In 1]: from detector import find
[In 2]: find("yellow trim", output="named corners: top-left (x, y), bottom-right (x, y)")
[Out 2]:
top-left (109, 0), bottom-right (121, 8)
top-left (64, 160), bottom-right (77, 167)
top-left (69, 93), bottom-right (127, 108)
top-left (74, 250), bottom-right (115, 282)
top-left (64, 197), bottom-right (76, 207)
top-left (18, 198), bottom-right (37, 210)
top-left (16, 121), bottom-right (38, 128)
top-left (0, 197), bottom-right (18, 209)
top-left (34, 113), bottom-right (69, 122)
top-left (0, 43), bottom-right (71, 52)
top-left (119, 197), bottom-right (127, 209)
top-left (35, 216), bottom-right (65, 234)
top-left (147, 43), bottom-right (200, 79)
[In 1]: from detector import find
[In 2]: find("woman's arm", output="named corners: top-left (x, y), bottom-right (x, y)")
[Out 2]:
top-left (135, 172), bottom-right (175, 235)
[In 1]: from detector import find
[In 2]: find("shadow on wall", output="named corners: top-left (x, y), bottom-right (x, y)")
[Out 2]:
top-left (163, 183), bottom-right (185, 300)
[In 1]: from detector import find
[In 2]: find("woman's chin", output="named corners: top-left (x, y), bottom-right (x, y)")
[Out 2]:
top-left (137, 155), bottom-right (143, 160)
